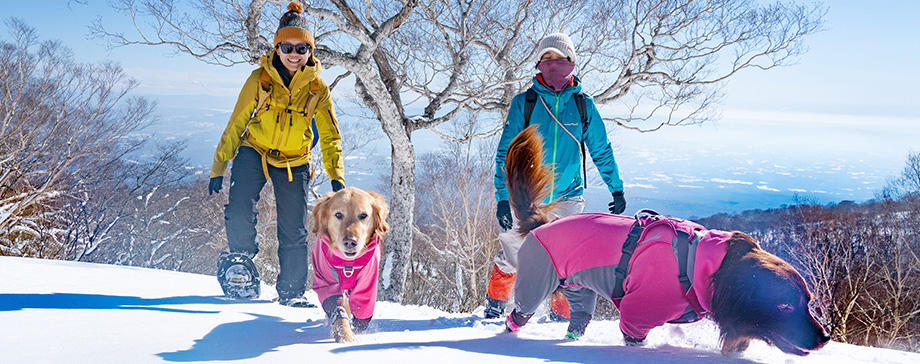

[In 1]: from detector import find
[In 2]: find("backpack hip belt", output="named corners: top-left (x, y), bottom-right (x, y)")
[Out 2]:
top-left (245, 131), bottom-right (308, 182)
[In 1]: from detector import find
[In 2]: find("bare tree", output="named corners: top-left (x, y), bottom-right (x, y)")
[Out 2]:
top-left (70, 141), bottom-right (225, 274)
top-left (1, 18), bottom-right (154, 256)
top-left (91, 0), bottom-right (824, 302)
top-left (882, 151), bottom-right (920, 201)
top-left (408, 117), bottom-right (500, 311)
top-left (752, 197), bottom-right (920, 351)
top-left (580, 0), bottom-right (824, 132)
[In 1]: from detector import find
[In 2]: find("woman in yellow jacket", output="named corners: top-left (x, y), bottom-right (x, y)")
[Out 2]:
top-left (209, 1), bottom-right (344, 307)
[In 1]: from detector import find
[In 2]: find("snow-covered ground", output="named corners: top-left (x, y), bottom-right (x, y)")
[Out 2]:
top-left (1, 256), bottom-right (917, 364)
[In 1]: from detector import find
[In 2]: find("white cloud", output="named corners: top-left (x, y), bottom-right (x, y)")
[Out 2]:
top-left (788, 188), bottom-right (808, 192)
top-left (651, 173), bottom-right (673, 182)
top-left (677, 185), bottom-right (704, 189)
top-left (710, 178), bottom-right (753, 185)
top-left (757, 185), bottom-right (780, 192)
top-left (624, 183), bottom-right (656, 189)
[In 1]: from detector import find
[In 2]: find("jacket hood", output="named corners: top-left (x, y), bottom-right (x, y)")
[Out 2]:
top-left (260, 50), bottom-right (323, 91)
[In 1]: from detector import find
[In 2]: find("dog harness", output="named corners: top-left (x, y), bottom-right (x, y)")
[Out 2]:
top-left (318, 235), bottom-right (380, 291)
top-left (612, 209), bottom-right (708, 322)
top-left (311, 234), bottom-right (382, 320)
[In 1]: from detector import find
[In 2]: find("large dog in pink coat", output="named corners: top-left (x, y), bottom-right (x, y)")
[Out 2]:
top-left (502, 125), bottom-right (830, 356)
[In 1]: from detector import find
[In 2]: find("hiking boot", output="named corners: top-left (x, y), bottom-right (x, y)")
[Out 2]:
top-left (278, 296), bottom-right (317, 308)
top-left (565, 312), bottom-right (591, 339)
top-left (225, 264), bottom-right (252, 284)
top-left (548, 311), bottom-right (570, 322)
top-left (483, 296), bottom-right (506, 319)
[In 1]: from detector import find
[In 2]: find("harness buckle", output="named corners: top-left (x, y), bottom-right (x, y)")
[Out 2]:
top-left (342, 266), bottom-right (354, 278)
top-left (267, 149), bottom-right (282, 157)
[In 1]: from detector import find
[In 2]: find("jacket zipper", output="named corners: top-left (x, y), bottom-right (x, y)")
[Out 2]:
top-left (550, 92), bottom-right (561, 202)
top-left (277, 91), bottom-right (293, 150)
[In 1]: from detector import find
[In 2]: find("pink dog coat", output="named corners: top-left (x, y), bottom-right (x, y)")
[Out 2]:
top-left (530, 213), bottom-right (733, 339)
top-left (311, 234), bottom-right (381, 319)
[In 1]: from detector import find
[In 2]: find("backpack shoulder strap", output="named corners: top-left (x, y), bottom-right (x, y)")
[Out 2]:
top-left (574, 92), bottom-right (588, 188)
top-left (254, 69), bottom-right (273, 118)
top-left (523, 89), bottom-right (538, 128)
top-left (574, 92), bottom-right (587, 131)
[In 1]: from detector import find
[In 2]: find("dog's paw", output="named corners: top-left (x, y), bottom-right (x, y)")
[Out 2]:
top-left (623, 334), bottom-right (646, 347)
top-left (332, 317), bottom-right (357, 343)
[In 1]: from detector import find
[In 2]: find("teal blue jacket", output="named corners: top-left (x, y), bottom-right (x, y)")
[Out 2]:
top-left (494, 77), bottom-right (624, 203)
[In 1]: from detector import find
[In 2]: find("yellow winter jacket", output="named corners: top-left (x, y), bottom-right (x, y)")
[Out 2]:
top-left (210, 51), bottom-right (344, 183)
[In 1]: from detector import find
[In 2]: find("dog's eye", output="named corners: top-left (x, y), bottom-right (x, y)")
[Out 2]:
top-left (358, 213), bottom-right (368, 220)
top-left (777, 303), bottom-right (795, 313)
top-left (335, 212), bottom-right (344, 219)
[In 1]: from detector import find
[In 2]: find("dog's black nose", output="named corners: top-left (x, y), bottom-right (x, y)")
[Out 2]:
top-left (343, 239), bottom-right (357, 250)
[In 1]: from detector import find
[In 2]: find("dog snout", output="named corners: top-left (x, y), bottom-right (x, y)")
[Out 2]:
top-left (343, 238), bottom-right (358, 251)
top-left (816, 324), bottom-right (831, 345)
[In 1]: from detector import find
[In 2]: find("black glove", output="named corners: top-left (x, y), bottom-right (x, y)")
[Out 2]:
top-left (208, 176), bottom-right (223, 195)
top-left (608, 190), bottom-right (626, 214)
top-left (496, 200), bottom-right (513, 230)
top-left (331, 180), bottom-right (345, 192)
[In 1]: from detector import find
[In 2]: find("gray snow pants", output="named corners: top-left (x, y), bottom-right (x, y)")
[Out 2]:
top-left (224, 146), bottom-right (310, 300)
top-left (513, 233), bottom-right (598, 319)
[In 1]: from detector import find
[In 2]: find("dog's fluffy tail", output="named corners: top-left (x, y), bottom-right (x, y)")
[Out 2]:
top-left (505, 125), bottom-right (560, 236)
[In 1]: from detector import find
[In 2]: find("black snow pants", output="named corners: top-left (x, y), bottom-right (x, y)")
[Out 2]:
top-left (225, 146), bottom-right (310, 300)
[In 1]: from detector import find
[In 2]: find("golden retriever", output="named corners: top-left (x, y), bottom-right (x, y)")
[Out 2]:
top-left (311, 187), bottom-right (389, 343)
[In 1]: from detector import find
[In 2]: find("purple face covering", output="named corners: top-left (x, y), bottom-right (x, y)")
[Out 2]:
top-left (537, 59), bottom-right (575, 91)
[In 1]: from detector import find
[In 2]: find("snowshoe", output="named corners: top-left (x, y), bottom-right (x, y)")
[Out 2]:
top-left (217, 252), bottom-right (260, 299)
top-left (277, 296), bottom-right (316, 308)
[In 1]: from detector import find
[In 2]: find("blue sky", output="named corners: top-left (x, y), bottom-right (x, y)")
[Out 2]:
top-left (5, 1), bottom-right (919, 216)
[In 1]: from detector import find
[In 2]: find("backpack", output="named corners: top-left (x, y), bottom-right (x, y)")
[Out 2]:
top-left (254, 69), bottom-right (320, 150)
top-left (522, 88), bottom-right (588, 188)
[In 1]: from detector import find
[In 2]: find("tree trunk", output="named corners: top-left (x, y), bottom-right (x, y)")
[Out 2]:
top-left (352, 66), bottom-right (416, 302)
top-left (382, 133), bottom-right (415, 302)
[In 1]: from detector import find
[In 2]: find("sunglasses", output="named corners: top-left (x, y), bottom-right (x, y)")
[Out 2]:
top-left (277, 43), bottom-right (311, 55)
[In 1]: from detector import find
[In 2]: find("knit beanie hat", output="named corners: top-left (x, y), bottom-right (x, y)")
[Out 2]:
top-left (274, 1), bottom-right (315, 48)
top-left (535, 33), bottom-right (576, 63)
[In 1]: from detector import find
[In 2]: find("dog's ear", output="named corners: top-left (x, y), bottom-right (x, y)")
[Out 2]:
top-left (311, 192), bottom-right (335, 235)
top-left (368, 191), bottom-right (390, 238)
top-left (724, 231), bottom-right (759, 262)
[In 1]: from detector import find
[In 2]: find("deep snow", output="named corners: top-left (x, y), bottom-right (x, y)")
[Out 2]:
top-left (1, 256), bottom-right (917, 363)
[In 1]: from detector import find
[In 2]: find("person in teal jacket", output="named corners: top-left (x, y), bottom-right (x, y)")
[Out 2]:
top-left (484, 33), bottom-right (627, 338)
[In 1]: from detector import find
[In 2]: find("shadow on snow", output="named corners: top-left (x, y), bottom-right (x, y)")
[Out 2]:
top-left (330, 334), bottom-right (761, 364)
top-left (0, 293), bottom-right (258, 313)
top-left (157, 313), bottom-right (330, 362)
